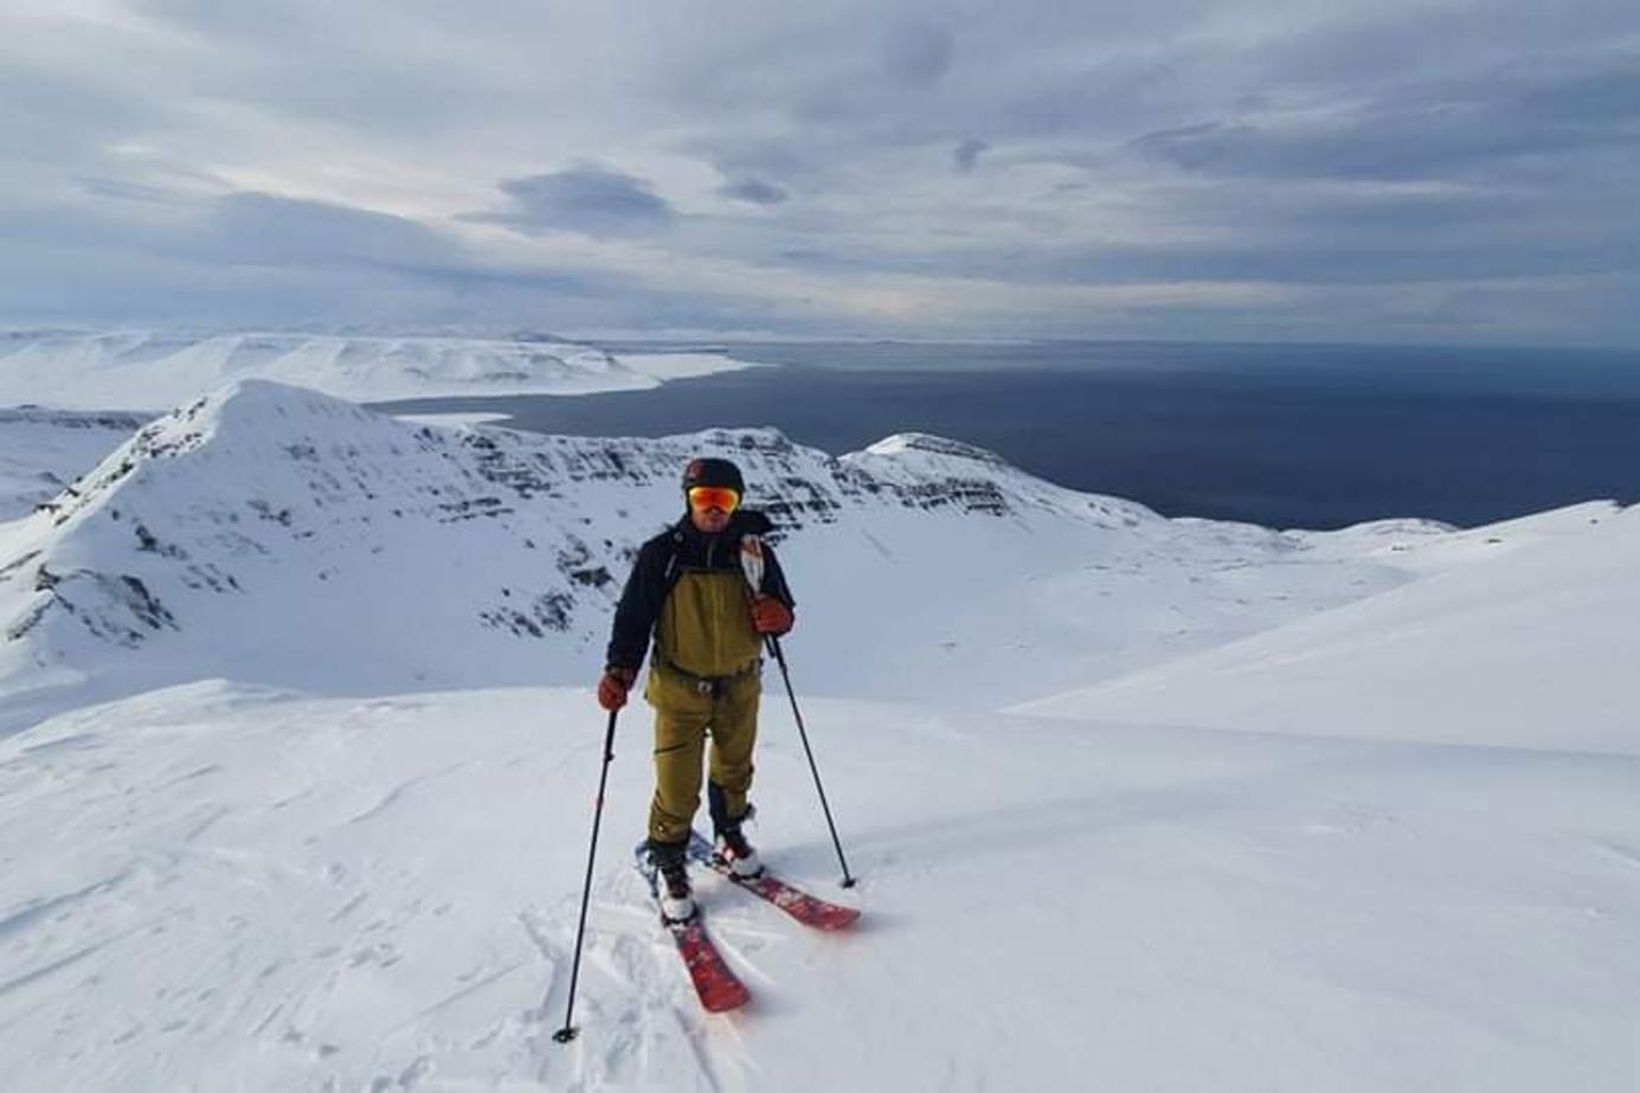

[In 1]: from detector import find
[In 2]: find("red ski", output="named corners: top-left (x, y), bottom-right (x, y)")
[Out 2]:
top-left (635, 843), bottom-right (750, 1013)
top-left (663, 917), bottom-right (750, 1013)
top-left (688, 832), bottom-right (860, 931)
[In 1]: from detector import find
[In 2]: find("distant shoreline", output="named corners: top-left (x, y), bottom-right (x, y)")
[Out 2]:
top-left (372, 342), bottom-right (1640, 530)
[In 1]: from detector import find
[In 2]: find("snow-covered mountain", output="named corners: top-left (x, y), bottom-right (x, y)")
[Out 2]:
top-left (3, 379), bottom-right (1636, 1092)
top-left (0, 330), bottom-right (760, 410)
top-left (1017, 500), bottom-right (1640, 754)
top-left (0, 379), bottom-right (1448, 730)
top-left (0, 406), bottom-right (153, 521)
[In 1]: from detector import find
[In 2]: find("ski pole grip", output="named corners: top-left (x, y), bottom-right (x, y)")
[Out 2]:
top-left (739, 534), bottom-right (766, 595)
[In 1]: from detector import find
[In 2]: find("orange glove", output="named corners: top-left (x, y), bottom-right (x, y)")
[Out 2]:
top-left (750, 595), bottom-right (794, 636)
top-left (598, 667), bottom-right (636, 711)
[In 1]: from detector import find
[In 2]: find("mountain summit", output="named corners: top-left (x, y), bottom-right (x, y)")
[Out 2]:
top-left (0, 380), bottom-right (1436, 722)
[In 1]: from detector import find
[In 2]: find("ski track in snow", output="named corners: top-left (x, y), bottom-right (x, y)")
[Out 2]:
top-left (0, 686), bottom-right (847, 1090)
top-left (3, 683), bottom-right (1636, 1090)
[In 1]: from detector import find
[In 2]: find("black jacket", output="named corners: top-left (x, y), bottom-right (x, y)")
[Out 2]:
top-left (604, 509), bottom-right (796, 673)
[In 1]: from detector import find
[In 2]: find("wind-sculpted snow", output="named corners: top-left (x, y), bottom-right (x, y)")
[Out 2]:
top-left (0, 378), bottom-right (1452, 725)
top-left (0, 329), bottom-right (760, 410)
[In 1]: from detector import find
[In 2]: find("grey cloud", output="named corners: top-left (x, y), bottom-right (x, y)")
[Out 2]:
top-left (7, 0), bottom-right (1640, 344)
top-left (884, 21), bottom-right (953, 87)
top-left (720, 178), bottom-right (790, 206)
top-left (0, 250), bottom-right (618, 334)
top-left (0, 61), bottom-right (164, 167)
top-left (671, 12), bottom-right (977, 136)
top-left (133, 1), bottom-right (509, 136)
top-left (688, 137), bottom-right (833, 198)
top-left (953, 139), bottom-right (989, 171)
top-left (78, 178), bottom-right (187, 205)
top-left (1131, 49), bottom-right (1640, 182)
top-left (1130, 121), bottom-right (1266, 174)
top-left (1132, 111), bottom-right (1576, 182)
top-left (203, 193), bottom-right (456, 270)
top-left (6, 188), bottom-right (567, 299)
top-left (465, 167), bottom-right (676, 238)
top-left (729, 160), bottom-right (1640, 290)
top-left (995, 52), bottom-right (1196, 144)
top-left (0, 191), bottom-right (710, 332)
top-left (1500, 58), bottom-right (1640, 127)
top-left (140, 0), bottom-right (319, 42)
top-left (1256, 2), bottom-right (1640, 89)
top-left (195, 194), bottom-right (658, 303)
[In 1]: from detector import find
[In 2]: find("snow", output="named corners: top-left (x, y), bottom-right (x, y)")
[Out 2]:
top-left (388, 411), bottom-right (514, 429)
top-left (0, 378), bottom-right (1636, 1090)
top-left (1014, 502), bottom-right (1640, 754)
top-left (0, 407), bottom-right (152, 521)
top-left (617, 352), bottom-right (767, 382)
top-left (0, 378), bottom-right (1434, 731)
top-left (2, 686), bottom-right (1636, 1091)
top-left (0, 331), bottom-right (762, 411)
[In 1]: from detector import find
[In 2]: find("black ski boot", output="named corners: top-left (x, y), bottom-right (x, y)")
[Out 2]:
top-left (708, 782), bottom-right (764, 879)
top-left (648, 839), bottom-right (695, 923)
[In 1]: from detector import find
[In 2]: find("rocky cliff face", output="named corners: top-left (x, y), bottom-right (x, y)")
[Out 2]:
top-left (0, 379), bottom-right (1431, 717)
top-left (0, 381), bottom-right (1166, 690)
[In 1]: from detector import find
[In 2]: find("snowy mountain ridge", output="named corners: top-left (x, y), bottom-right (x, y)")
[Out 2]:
top-left (0, 406), bottom-right (153, 521)
top-left (0, 378), bottom-right (1449, 730)
top-left (0, 329), bottom-right (761, 410)
top-left (1018, 497), bottom-right (1640, 754)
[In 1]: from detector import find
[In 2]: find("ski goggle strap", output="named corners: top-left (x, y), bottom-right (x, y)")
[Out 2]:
top-left (687, 485), bottom-right (741, 513)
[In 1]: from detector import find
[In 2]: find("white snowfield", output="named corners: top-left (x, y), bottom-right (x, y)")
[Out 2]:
top-left (1015, 502), bottom-right (1640, 755)
top-left (0, 330), bottom-right (761, 411)
top-left (0, 407), bottom-right (152, 521)
top-left (0, 380), bottom-right (1636, 1091)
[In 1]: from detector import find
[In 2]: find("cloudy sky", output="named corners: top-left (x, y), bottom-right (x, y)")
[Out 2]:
top-left (3, 0), bottom-right (1638, 344)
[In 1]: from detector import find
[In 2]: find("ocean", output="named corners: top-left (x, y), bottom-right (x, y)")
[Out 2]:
top-left (375, 341), bottom-right (1640, 530)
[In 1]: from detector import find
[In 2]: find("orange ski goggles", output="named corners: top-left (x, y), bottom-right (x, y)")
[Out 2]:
top-left (687, 485), bottom-right (741, 513)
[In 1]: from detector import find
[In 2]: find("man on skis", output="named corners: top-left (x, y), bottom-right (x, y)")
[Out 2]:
top-left (597, 457), bottom-right (796, 923)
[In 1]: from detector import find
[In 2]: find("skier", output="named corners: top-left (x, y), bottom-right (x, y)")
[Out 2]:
top-left (597, 456), bottom-right (796, 923)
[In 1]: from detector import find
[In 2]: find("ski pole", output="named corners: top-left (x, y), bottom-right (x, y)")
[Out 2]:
top-left (553, 706), bottom-right (620, 1045)
top-left (766, 634), bottom-right (857, 889)
top-left (738, 532), bottom-right (856, 889)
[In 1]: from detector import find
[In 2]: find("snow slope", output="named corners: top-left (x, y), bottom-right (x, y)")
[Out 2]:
top-left (1, 381), bottom-right (1635, 1091)
top-left (1014, 501), bottom-right (1639, 754)
top-left (0, 330), bottom-right (761, 410)
top-left (0, 380), bottom-right (1441, 731)
top-left (0, 407), bottom-right (152, 521)
top-left (0, 678), bottom-right (1635, 1091)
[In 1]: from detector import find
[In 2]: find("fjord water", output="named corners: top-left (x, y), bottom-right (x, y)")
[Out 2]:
top-left (378, 341), bottom-right (1640, 529)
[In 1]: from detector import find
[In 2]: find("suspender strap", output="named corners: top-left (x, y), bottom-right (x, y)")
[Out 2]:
top-left (655, 654), bottom-right (761, 697)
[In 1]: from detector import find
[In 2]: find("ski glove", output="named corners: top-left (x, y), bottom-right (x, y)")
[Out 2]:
top-left (750, 595), bottom-right (794, 636)
top-left (598, 667), bottom-right (636, 711)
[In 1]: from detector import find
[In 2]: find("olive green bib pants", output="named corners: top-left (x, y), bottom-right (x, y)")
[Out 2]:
top-left (644, 569), bottom-right (765, 846)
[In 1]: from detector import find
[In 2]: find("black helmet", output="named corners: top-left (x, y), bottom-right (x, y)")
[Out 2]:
top-left (681, 457), bottom-right (745, 496)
